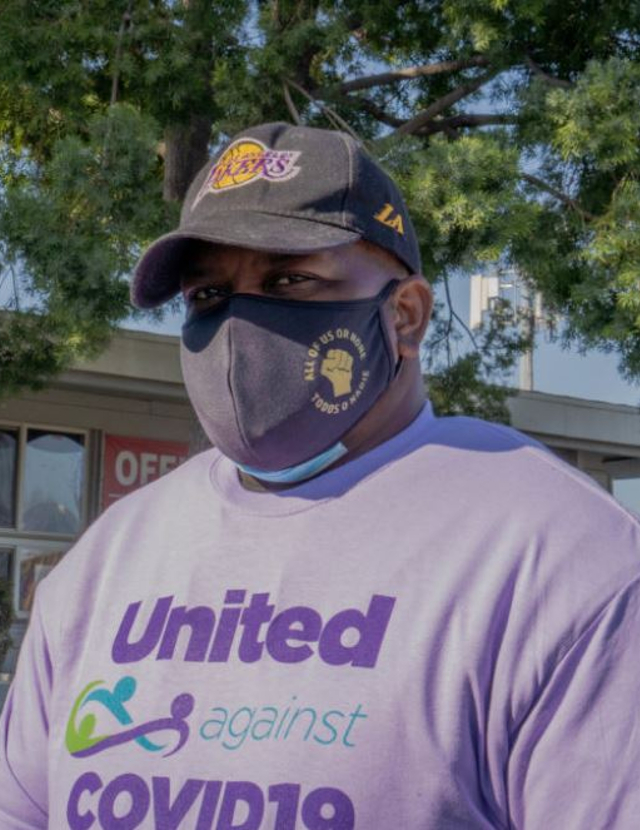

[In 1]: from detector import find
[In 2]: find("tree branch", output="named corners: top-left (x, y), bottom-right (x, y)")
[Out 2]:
top-left (418, 113), bottom-right (516, 136)
top-left (428, 270), bottom-right (479, 359)
top-left (285, 79), bottom-right (363, 141)
top-left (110, 0), bottom-right (134, 106)
top-left (522, 173), bottom-right (596, 221)
top-left (163, 115), bottom-right (212, 201)
top-left (356, 97), bottom-right (404, 127)
top-left (391, 71), bottom-right (496, 138)
top-left (525, 56), bottom-right (572, 89)
top-left (318, 55), bottom-right (489, 96)
top-left (282, 82), bottom-right (302, 124)
top-left (446, 270), bottom-right (479, 351)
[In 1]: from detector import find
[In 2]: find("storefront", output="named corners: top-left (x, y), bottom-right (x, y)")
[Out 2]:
top-left (0, 329), bottom-right (193, 690)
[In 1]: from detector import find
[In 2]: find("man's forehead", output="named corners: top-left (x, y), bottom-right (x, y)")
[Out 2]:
top-left (181, 244), bottom-right (322, 279)
top-left (181, 239), bottom-right (408, 279)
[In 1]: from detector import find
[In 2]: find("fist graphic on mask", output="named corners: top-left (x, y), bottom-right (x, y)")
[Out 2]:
top-left (320, 349), bottom-right (354, 398)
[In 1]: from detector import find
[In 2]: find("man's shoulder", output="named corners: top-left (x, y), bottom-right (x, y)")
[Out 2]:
top-left (401, 409), bottom-right (553, 484)
top-left (427, 411), bottom-right (548, 454)
top-left (400, 409), bottom-right (639, 528)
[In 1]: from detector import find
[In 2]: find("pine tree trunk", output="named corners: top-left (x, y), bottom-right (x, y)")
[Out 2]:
top-left (162, 115), bottom-right (212, 202)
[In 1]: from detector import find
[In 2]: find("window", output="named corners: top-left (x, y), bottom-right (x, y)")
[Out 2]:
top-left (21, 430), bottom-right (85, 534)
top-left (0, 426), bottom-right (86, 626)
top-left (613, 477), bottom-right (640, 518)
top-left (0, 429), bottom-right (18, 529)
top-left (0, 548), bottom-right (12, 583)
top-left (0, 425), bottom-right (87, 537)
top-left (15, 547), bottom-right (66, 618)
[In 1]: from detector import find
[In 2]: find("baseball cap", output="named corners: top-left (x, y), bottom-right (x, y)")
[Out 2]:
top-left (132, 121), bottom-right (421, 309)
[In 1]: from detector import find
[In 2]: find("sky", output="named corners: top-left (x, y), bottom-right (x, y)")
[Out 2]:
top-left (438, 272), bottom-right (640, 407)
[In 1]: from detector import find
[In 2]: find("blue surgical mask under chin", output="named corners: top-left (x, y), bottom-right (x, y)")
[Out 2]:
top-left (236, 440), bottom-right (348, 485)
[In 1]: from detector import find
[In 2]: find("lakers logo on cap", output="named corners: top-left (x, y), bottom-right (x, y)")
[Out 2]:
top-left (192, 138), bottom-right (301, 207)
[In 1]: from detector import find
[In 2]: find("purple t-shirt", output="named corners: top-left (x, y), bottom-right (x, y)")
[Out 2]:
top-left (2, 403), bottom-right (640, 829)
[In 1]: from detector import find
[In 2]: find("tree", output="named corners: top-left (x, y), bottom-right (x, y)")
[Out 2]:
top-left (0, 0), bottom-right (246, 389)
top-left (1, 1), bottom-right (639, 416)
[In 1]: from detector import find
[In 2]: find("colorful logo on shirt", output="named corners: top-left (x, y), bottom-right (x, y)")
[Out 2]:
top-left (65, 675), bottom-right (194, 758)
top-left (192, 138), bottom-right (301, 206)
top-left (304, 328), bottom-right (371, 415)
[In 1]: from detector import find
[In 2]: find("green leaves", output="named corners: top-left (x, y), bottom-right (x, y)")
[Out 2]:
top-left (0, 104), bottom-right (174, 392)
top-left (548, 59), bottom-right (640, 169)
top-left (406, 133), bottom-right (540, 270)
top-left (1, 0), bottom-right (640, 415)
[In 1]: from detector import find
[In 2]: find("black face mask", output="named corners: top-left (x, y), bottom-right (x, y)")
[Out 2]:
top-left (180, 280), bottom-right (400, 476)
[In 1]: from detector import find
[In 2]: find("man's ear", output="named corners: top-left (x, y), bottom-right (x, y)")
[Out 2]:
top-left (390, 275), bottom-right (434, 359)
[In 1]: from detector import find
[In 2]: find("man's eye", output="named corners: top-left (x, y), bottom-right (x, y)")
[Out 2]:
top-left (270, 274), bottom-right (313, 288)
top-left (186, 285), bottom-right (228, 303)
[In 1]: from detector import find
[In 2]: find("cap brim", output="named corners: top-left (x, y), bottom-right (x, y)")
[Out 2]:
top-left (131, 211), bottom-right (361, 309)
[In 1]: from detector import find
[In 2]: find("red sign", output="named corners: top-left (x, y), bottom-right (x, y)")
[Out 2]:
top-left (102, 435), bottom-right (189, 510)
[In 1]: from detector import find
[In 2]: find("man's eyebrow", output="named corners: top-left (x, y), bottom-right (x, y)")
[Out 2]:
top-left (181, 251), bottom-right (309, 282)
top-left (263, 252), bottom-right (315, 268)
top-left (180, 264), bottom-right (219, 283)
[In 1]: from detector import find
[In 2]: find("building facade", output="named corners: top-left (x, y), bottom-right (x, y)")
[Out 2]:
top-left (0, 331), bottom-right (192, 695)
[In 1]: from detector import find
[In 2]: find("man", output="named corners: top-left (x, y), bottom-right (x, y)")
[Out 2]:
top-left (1, 122), bottom-right (640, 829)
